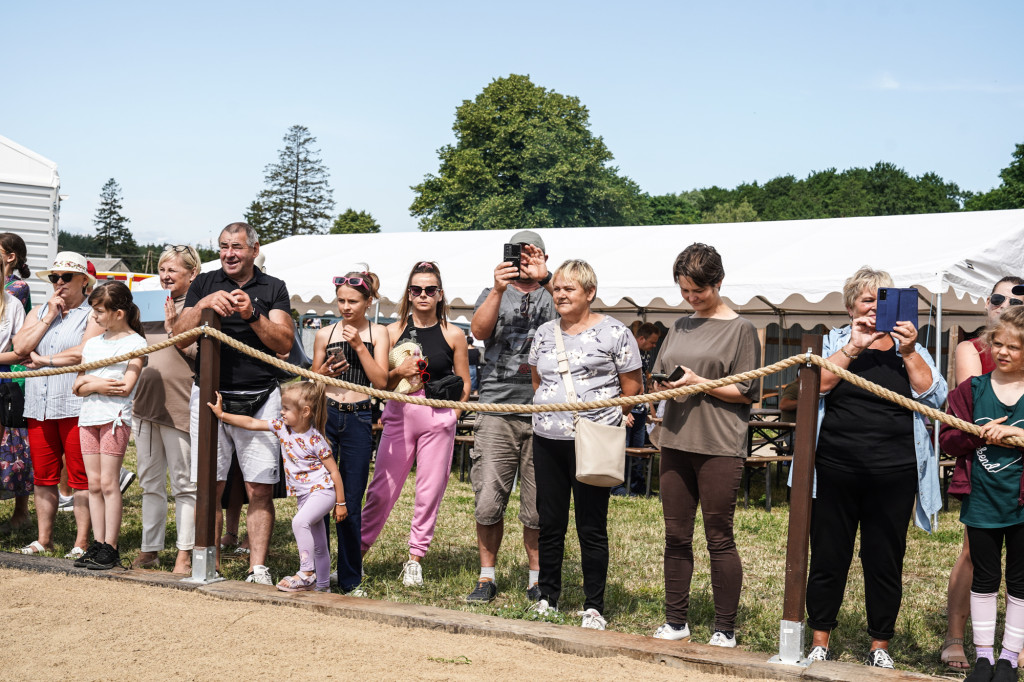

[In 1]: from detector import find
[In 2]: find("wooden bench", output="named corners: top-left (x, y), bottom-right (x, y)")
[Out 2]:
top-left (625, 446), bottom-right (660, 497)
top-left (743, 455), bottom-right (793, 512)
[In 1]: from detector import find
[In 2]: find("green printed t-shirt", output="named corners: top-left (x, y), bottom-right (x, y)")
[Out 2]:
top-left (961, 374), bottom-right (1024, 529)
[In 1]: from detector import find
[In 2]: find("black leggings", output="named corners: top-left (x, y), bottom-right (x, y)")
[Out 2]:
top-left (806, 464), bottom-right (916, 640)
top-left (967, 524), bottom-right (1024, 599)
top-left (533, 435), bottom-right (611, 613)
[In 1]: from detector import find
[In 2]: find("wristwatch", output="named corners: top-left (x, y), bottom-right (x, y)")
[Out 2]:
top-left (243, 306), bottom-right (261, 323)
top-left (538, 272), bottom-right (552, 286)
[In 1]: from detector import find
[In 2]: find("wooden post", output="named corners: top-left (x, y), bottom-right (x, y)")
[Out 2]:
top-left (186, 309), bottom-right (222, 583)
top-left (771, 333), bottom-right (822, 665)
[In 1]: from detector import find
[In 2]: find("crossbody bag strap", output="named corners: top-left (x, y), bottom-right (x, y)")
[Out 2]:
top-left (552, 326), bottom-right (579, 423)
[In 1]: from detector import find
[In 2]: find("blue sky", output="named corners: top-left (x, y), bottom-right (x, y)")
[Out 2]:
top-left (3, 1), bottom-right (1022, 250)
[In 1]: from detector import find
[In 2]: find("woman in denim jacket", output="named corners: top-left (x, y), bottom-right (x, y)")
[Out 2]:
top-left (803, 267), bottom-right (947, 669)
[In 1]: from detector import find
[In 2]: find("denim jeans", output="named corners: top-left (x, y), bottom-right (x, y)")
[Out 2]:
top-left (324, 403), bottom-right (374, 591)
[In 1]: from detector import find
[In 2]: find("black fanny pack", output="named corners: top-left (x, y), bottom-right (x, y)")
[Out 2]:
top-left (425, 375), bottom-right (464, 402)
top-left (0, 381), bottom-right (27, 428)
top-left (220, 385), bottom-right (276, 417)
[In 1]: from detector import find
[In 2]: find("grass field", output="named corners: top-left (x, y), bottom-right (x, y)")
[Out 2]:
top-left (0, 445), bottom-right (971, 676)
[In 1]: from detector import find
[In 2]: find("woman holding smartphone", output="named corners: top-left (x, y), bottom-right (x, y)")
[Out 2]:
top-left (312, 268), bottom-right (391, 595)
top-left (650, 243), bottom-right (760, 648)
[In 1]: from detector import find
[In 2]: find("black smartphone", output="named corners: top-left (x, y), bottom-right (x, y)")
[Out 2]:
top-left (503, 243), bottom-right (522, 276)
top-left (651, 366), bottom-right (684, 383)
top-left (875, 287), bottom-right (918, 332)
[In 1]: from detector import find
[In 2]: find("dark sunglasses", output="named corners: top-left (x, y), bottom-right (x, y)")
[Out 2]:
top-left (48, 273), bottom-right (77, 284)
top-left (334, 276), bottom-right (367, 288)
top-left (990, 293), bottom-right (1024, 308)
top-left (520, 292), bottom-right (530, 316)
top-left (409, 285), bottom-right (439, 297)
top-left (167, 245), bottom-right (192, 253)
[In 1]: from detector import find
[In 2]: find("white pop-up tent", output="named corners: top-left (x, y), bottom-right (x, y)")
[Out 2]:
top-left (239, 208), bottom-right (1024, 333)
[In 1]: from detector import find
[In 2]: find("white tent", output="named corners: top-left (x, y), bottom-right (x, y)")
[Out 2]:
top-left (237, 209), bottom-right (1024, 333)
top-left (0, 135), bottom-right (60, 306)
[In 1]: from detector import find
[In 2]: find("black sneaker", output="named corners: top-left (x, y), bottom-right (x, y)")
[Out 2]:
top-left (74, 541), bottom-right (102, 568)
top-left (465, 579), bottom-right (497, 603)
top-left (966, 658), bottom-right (994, 682)
top-left (88, 543), bottom-right (120, 570)
top-left (865, 648), bottom-right (895, 669)
top-left (526, 583), bottom-right (542, 602)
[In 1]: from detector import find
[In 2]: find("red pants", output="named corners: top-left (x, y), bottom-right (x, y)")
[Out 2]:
top-left (27, 417), bottom-right (87, 489)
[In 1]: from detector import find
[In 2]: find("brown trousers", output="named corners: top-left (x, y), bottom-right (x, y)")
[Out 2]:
top-left (660, 448), bottom-right (744, 631)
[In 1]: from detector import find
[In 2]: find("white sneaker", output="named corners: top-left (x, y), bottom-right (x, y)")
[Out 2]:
top-left (329, 571), bottom-right (338, 586)
top-left (807, 645), bottom-right (829, 662)
top-left (346, 587), bottom-right (368, 598)
top-left (57, 493), bottom-right (74, 513)
top-left (708, 631), bottom-right (737, 648)
top-left (529, 599), bottom-right (557, 616)
top-left (865, 648), bottom-right (894, 668)
top-left (245, 564), bottom-right (273, 586)
top-left (400, 559), bottom-right (423, 586)
top-left (118, 468), bottom-right (136, 494)
top-left (578, 608), bottom-right (606, 630)
top-left (653, 623), bottom-right (690, 640)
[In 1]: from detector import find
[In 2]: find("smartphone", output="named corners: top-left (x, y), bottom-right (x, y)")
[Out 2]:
top-left (875, 287), bottom-right (918, 332)
top-left (503, 243), bottom-right (522, 276)
top-left (326, 342), bottom-right (348, 368)
top-left (651, 366), bottom-right (684, 383)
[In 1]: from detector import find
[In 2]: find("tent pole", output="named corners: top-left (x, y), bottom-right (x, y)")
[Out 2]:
top-left (934, 289), bottom-right (943, 530)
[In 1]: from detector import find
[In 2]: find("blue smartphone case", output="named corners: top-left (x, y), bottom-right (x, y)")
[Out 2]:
top-left (875, 287), bottom-right (918, 332)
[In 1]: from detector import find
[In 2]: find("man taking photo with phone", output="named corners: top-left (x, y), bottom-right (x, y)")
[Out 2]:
top-left (465, 231), bottom-right (555, 603)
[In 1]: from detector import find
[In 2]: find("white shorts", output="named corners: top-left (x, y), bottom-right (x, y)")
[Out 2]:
top-left (189, 384), bottom-right (281, 485)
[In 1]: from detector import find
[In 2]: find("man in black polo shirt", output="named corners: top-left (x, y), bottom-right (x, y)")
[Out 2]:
top-left (175, 221), bottom-right (293, 585)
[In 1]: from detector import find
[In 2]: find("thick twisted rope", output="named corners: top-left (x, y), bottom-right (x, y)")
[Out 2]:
top-left (1, 325), bottom-right (1014, 446)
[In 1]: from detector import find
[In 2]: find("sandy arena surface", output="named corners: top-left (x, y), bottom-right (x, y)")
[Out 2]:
top-left (0, 568), bottom-right (777, 681)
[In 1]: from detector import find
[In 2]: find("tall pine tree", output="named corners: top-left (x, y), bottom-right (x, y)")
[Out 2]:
top-left (93, 178), bottom-right (135, 257)
top-left (246, 125), bottom-right (335, 243)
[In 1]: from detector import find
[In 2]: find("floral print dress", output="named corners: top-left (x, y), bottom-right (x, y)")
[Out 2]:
top-left (0, 275), bottom-right (31, 499)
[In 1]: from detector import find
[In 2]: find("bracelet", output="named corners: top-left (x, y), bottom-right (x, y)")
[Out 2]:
top-left (839, 346), bottom-right (859, 361)
top-left (538, 272), bottom-right (552, 286)
top-left (48, 355), bottom-right (54, 367)
top-left (335, 502), bottom-right (347, 507)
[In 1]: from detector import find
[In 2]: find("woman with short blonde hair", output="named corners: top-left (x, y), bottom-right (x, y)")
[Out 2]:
top-left (131, 245), bottom-right (201, 573)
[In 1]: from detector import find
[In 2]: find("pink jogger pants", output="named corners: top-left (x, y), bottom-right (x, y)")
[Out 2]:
top-left (360, 395), bottom-right (457, 557)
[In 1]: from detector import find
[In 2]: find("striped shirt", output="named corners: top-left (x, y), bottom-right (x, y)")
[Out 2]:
top-left (24, 300), bottom-right (92, 421)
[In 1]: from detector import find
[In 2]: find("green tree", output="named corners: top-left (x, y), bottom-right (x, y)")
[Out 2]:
top-left (331, 208), bottom-right (381, 234)
top-left (645, 191), bottom-right (702, 225)
top-left (410, 74), bottom-right (649, 231)
top-left (965, 142), bottom-right (1024, 211)
top-left (250, 125), bottom-right (335, 243)
top-left (702, 199), bottom-right (758, 224)
top-left (93, 178), bottom-right (136, 257)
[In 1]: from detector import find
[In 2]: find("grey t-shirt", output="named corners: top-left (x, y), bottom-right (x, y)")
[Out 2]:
top-left (474, 285), bottom-right (556, 411)
top-left (529, 316), bottom-right (642, 441)
top-left (653, 315), bottom-right (761, 457)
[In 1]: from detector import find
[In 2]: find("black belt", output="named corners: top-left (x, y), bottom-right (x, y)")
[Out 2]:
top-left (327, 398), bottom-right (372, 413)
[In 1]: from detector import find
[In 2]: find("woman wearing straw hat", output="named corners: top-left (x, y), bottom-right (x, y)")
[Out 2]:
top-left (13, 252), bottom-right (103, 557)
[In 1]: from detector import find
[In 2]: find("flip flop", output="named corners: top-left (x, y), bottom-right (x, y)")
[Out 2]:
top-left (20, 540), bottom-right (47, 555)
top-left (940, 637), bottom-right (970, 670)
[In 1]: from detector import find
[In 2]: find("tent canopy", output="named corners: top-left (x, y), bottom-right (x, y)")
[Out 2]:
top-left (199, 209), bottom-right (1024, 331)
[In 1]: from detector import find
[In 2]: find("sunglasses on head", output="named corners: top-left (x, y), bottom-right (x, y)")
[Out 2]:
top-left (990, 293), bottom-right (1024, 308)
top-left (48, 273), bottom-right (77, 284)
top-left (333, 276), bottom-right (367, 288)
top-left (409, 285), bottom-right (439, 297)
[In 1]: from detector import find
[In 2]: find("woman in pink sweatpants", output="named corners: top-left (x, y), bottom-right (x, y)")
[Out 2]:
top-left (360, 261), bottom-right (470, 587)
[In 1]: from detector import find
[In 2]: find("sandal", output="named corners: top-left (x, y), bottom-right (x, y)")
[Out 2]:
top-left (132, 553), bottom-right (161, 569)
top-left (940, 637), bottom-right (970, 670)
top-left (20, 540), bottom-right (47, 555)
top-left (64, 546), bottom-right (86, 560)
top-left (219, 531), bottom-right (238, 551)
top-left (276, 572), bottom-right (317, 592)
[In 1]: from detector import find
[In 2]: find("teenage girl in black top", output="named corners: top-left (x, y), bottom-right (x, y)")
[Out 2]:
top-left (312, 269), bottom-right (391, 594)
top-left (359, 261), bottom-right (470, 588)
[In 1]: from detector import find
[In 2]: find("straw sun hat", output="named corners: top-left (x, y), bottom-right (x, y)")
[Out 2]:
top-left (37, 251), bottom-right (97, 288)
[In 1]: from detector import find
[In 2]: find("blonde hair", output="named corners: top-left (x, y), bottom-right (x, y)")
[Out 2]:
top-left (284, 381), bottom-right (329, 438)
top-left (159, 245), bottom-right (202, 275)
top-left (554, 259), bottom-right (598, 296)
top-left (983, 306), bottom-right (1024, 350)
top-left (843, 266), bottom-right (894, 312)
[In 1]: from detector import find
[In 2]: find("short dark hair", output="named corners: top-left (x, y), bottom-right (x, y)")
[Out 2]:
top-left (992, 276), bottom-right (1024, 295)
top-left (636, 322), bottom-right (660, 338)
top-left (672, 243), bottom-right (724, 287)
